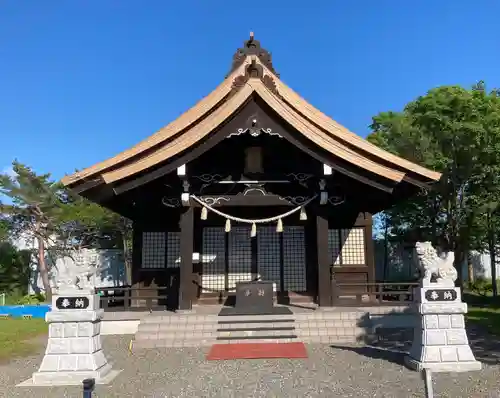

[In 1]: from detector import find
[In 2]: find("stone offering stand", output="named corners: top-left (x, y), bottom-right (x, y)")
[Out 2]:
top-left (18, 278), bottom-right (121, 387)
top-left (405, 242), bottom-right (481, 373)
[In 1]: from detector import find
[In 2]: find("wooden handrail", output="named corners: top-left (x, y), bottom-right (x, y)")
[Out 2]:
top-left (332, 281), bottom-right (416, 306)
top-left (95, 287), bottom-right (168, 292)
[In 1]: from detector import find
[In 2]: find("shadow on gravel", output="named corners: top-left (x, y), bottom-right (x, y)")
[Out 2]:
top-left (329, 344), bottom-right (406, 366)
top-left (330, 307), bottom-right (500, 367)
top-left (466, 323), bottom-right (500, 365)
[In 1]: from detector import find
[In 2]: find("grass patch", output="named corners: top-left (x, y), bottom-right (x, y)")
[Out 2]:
top-left (464, 291), bottom-right (500, 336)
top-left (467, 307), bottom-right (500, 336)
top-left (0, 318), bottom-right (48, 362)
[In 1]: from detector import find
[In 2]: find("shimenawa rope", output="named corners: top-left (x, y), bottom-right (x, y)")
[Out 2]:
top-left (190, 194), bottom-right (317, 236)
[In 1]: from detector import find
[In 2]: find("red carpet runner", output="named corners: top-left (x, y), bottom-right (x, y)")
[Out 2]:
top-left (206, 342), bottom-right (308, 360)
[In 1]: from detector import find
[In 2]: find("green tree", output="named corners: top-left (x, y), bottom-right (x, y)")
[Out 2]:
top-left (368, 82), bottom-right (500, 285)
top-left (0, 218), bottom-right (9, 242)
top-left (0, 161), bottom-right (66, 301)
top-left (57, 191), bottom-right (133, 284)
top-left (0, 241), bottom-right (31, 297)
top-left (0, 161), bottom-right (133, 297)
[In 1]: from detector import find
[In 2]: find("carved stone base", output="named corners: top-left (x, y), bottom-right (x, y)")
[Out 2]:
top-left (404, 357), bottom-right (482, 373)
top-left (18, 369), bottom-right (121, 387)
top-left (405, 287), bottom-right (481, 373)
top-left (32, 363), bottom-right (113, 385)
top-left (18, 292), bottom-right (120, 387)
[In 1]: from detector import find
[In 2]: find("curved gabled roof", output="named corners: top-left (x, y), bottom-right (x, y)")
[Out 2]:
top-left (62, 34), bottom-right (441, 194)
top-left (270, 69), bottom-right (441, 181)
top-left (102, 84), bottom-right (254, 183)
top-left (61, 59), bottom-right (252, 186)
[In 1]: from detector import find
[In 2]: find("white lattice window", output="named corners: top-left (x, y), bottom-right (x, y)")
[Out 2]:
top-left (141, 232), bottom-right (165, 269)
top-left (328, 227), bottom-right (365, 266)
top-left (341, 228), bottom-right (365, 265)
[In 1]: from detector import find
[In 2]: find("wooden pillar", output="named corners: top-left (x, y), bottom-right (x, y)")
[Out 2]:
top-left (192, 209), bottom-right (203, 305)
top-left (131, 224), bottom-right (143, 308)
top-left (316, 212), bottom-right (333, 306)
top-left (364, 213), bottom-right (375, 283)
top-left (179, 206), bottom-right (194, 311)
top-left (131, 224), bottom-right (142, 286)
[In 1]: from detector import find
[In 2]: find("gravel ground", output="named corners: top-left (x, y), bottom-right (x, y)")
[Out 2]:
top-left (0, 334), bottom-right (499, 398)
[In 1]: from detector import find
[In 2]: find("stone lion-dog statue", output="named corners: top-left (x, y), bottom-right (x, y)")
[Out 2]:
top-left (415, 241), bottom-right (458, 287)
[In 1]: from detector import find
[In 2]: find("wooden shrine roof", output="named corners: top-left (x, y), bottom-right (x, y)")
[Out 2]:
top-left (62, 34), bottom-right (441, 195)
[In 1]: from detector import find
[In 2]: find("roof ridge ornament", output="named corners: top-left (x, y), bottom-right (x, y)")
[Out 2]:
top-left (227, 32), bottom-right (279, 78)
top-left (229, 54), bottom-right (280, 98)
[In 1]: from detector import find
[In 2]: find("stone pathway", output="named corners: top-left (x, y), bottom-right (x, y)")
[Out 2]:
top-left (0, 331), bottom-right (499, 397)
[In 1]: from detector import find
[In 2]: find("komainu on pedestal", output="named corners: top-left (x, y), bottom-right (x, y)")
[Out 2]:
top-left (405, 241), bottom-right (481, 372)
top-left (415, 241), bottom-right (458, 288)
top-left (18, 270), bottom-right (121, 387)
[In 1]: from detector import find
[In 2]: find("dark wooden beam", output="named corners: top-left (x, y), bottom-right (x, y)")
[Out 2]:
top-left (192, 194), bottom-right (301, 207)
top-left (70, 178), bottom-right (103, 195)
top-left (131, 224), bottom-right (142, 286)
top-left (81, 184), bottom-right (116, 204)
top-left (316, 211), bottom-right (333, 306)
top-left (273, 128), bottom-right (393, 193)
top-left (402, 175), bottom-right (431, 190)
top-left (253, 99), bottom-right (395, 193)
top-left (113, 99), bottom-right (255, 195)
top-left (131, 224), bottom-right (142, 306)
top-left (178, 206), bottom-right (194, 311)
top-left (113, 98), bottom-right (395, 196)
top-left (364, 213), bottom-right (376, 284)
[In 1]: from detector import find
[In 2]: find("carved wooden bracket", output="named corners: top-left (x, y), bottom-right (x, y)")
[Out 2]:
top-left (230, 60), bottom-right (280, 98)
top-left (227, 32), bottom-right (279, 77)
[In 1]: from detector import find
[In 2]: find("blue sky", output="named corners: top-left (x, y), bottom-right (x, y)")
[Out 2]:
top-left (1, 1), bottom-right (499, 180)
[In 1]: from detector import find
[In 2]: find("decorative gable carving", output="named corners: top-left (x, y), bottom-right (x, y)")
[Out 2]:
top-left (227, 32), bottom-right (279, 77)
top-left (229, 58), bottom-right (280, 99)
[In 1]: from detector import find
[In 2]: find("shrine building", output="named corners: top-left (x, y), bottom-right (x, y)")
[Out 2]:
top-left (61, 33), bottom-right (441, 311)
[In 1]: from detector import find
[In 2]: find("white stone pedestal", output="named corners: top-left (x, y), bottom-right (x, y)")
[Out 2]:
top-left (18, 290), bottom-right (120, 386)
top-left (405, 287), bottom-right (482, 372)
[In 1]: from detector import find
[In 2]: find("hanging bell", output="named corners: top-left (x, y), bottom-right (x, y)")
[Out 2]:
top-left (200, 206), bottom-right (208, 220)
top-left (300, 207), bottom-right (307, 221)
top-left (225, 219), bottom-right (231, 233)
top-left (250, 223), bottom-right (257, 237)
top-left (276, 218), bottom-right (283, 233)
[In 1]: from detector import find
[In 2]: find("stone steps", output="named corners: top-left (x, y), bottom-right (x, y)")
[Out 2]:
top-left (217, 325), bottom-right (297, 341)
top-left (213, 338), bottom-right (298, 344)
top-left (132, 309), bottom-right (372, 350)
top-left (137, 323), bottom-right (218, 333)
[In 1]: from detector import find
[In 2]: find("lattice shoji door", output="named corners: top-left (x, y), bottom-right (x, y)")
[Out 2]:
top-left (227, 226), bottom-right (252, 291)
top-left (328, 229), bottom-right (341, 266)
top-left (257, 226), bottom-right (281, 292)
top-left (142, 232), bottom-right (165, 269)
top-left (166, 232), bottom-right (180, 268)
top-left (328, 228), bottom-right (366, 266)
top-left (201, 227), bottom-right (226, 293)
top-left (340, 228), bottom-right (365, 265)
top-left (283, 226), bottom-right (307, 292)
